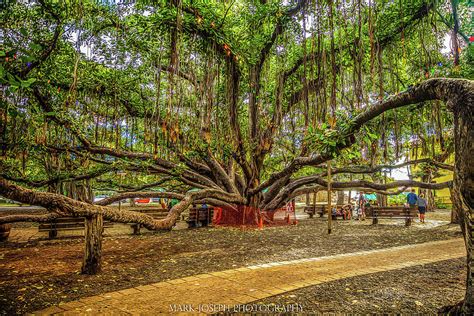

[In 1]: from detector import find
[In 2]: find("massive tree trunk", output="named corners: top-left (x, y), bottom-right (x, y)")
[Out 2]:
top-left (337, 191), bottom-right (345, 205)
top-left (452, 96), bottom-right (474, 313)
top-left (81, 214), bottom-right (103, 275)
top-left (450, 186), bottom-right (462, 224)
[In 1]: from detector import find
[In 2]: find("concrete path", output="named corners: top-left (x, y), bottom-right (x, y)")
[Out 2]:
top-left (32, 238), bottom-right (465, 315)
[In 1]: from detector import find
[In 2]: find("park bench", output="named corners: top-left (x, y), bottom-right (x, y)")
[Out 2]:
top-left (366, 206), bottom-right (418, 226)
top-left (304, 204), bottom-right (352, 220)
top-left (304, 205), bottom-right (326, 218)
top-left (38, 217), bottom-right (114, 239)
top-left (128, 207), bottom-right (170, 235)
top-left (187, 207), bottom-right (213, 228)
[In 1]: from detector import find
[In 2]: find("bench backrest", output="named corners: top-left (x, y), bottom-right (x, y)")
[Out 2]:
top-left (367, 206), bottom-right (417, 217)
top-left (188, 207), bottom-right (213, 220)
top-left (38, 217), bottom-right (113, 231)
top-left (304, 205), bottom-right (326, 212)
top-left (305, 204), bottom-right (351, 212)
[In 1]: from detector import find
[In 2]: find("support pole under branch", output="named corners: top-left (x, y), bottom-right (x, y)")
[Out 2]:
top-left (327, 161), bottom-right (332, 235)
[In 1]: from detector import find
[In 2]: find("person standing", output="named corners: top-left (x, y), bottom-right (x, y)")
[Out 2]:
top-left (406, 189), bottom-right (418, 208)
top-left (417, 193), bottom-right (427, 223)
top-left (357, 192), bottom-right (366, 220)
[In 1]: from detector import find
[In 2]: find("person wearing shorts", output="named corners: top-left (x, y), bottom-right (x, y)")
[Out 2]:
top-left (417, 193), bottom-right (427, 223)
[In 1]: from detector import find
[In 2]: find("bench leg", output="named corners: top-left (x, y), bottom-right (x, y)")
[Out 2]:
top-left (319, 213), bottom-right (324, 217)
top-left (309, 213), bottom-right (314, 219)
top-left (132, 224), bottom-right (141, 235)
top-left (405, 218), bottom-right (412, 227)
top-left (49, 229), bottom-right (58, 239)
top-left (372, 217), bottom-right (378, 225)
top-left (0, 224), bottom-right (11, 242)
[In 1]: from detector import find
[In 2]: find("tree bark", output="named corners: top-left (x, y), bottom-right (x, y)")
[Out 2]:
top-left (81, 214), bottom-right (103, 275)
top-left (451, 0), bottom-right (460, 66)
top-left (337, 191), bottom-right (344, 204)
top-left (450, 186), bottom-right (462, 223)
top-left (452, 96), bottom-right (474, 313)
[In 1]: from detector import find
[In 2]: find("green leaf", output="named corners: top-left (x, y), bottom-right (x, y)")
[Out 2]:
top-left (30, 43), bottom-right (42, 51)
top-left (20, 78), bottom-right (36, 88)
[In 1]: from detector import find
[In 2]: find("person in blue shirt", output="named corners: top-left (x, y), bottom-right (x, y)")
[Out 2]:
top-left (407, 189), bottom-right (418, 208)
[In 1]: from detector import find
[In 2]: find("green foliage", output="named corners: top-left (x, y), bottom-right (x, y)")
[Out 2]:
top-left (388, 194), bottom-right (407, 206)
top-left (0, 0), bottom-right (468, 193)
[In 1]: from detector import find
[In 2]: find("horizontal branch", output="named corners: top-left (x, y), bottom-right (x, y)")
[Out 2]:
top-left (325, 179), bottom-right (452, 191)
top-left (0, 165), bottom-right (117, 188)
top-left (0, 213), bottom-right (61, 225)
top-left (329, 158), bottom-right (454, 175)
top-left (0, 178), bottom-right (245, 230)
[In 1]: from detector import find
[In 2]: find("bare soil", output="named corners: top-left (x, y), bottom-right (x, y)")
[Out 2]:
top-left (0, 209), bottom-right (464, 314)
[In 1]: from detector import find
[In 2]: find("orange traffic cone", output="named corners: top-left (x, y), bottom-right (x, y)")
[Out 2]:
top-left (258, 217), bottom-right (264, 229)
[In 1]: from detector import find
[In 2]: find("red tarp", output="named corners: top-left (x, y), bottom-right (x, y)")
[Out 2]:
top-left (213, 202), bottom-right (297, 227)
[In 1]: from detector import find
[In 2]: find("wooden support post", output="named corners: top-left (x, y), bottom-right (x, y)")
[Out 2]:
top-left (49, 218), bottom-right (58, 239)
top-left (82, 214), bottom-right (103, 275)
top-left (372, 216), bottom-right (378, 225)
top-left (49, 229), bottom-right (58, 239)
top-left (405, 207), bottom-right (413, 227)
top-left (328, 161), bottom-right (332, 234)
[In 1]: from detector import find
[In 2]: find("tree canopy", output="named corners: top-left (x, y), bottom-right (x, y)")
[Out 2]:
top-left (0, 0), bottom-right (472, 212)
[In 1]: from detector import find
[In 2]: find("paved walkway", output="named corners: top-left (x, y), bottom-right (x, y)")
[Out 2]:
top-left (33, 238), bottom-right (465, 315)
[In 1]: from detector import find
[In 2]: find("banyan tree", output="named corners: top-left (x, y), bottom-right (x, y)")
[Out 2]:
top-left (0, 0), bottom-right (472, 312)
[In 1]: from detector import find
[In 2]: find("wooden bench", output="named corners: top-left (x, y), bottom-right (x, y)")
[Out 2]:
top-left (39, 217), bottom-right (114, 239)
top-left (187, 207), bottom-right (213, 228)
top-left (304, 204), bottom-right (352, 219)
top-left (366, 206), bottom-right (418, 226)
top-left (128, 207), bottom-right (170, 235)
top-left (304, 205), bottom-right (326, 218)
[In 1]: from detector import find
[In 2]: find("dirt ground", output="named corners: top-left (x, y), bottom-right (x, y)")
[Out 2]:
top-left (256, 257), bottom-right (465, 314)
top-left (0, 209), bottom-right (465, 314)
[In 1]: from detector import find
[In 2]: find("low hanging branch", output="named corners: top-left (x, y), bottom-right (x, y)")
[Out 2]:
top-left (263, 175), bottom-right (448, 210)
top-left (329, 179), bottom-right (451, 190)
top-left (0, 178), bottom-right (246, 229)
top-left (0, 213), bottom-right (62, 224)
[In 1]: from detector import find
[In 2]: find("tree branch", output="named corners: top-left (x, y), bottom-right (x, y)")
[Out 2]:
top-left (18, 0), bottom-right (62, 79)
top-left (0, 213), bottom-right (61, 225)
top-left (0, 178), bottom-right (245, 230)
top-left (252, 78), bottom-right (473, 195)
